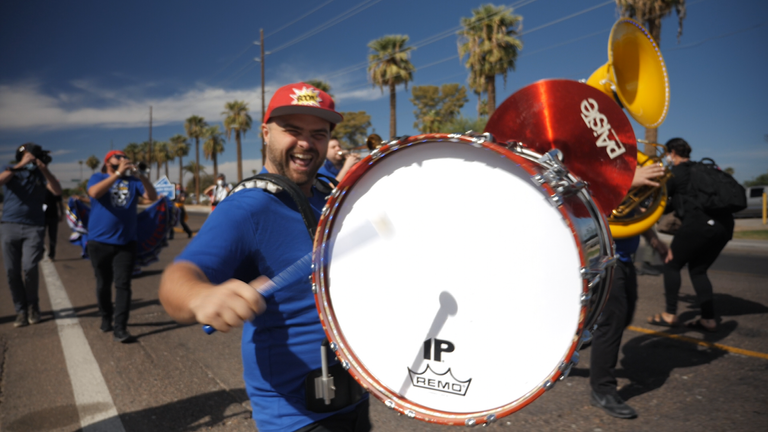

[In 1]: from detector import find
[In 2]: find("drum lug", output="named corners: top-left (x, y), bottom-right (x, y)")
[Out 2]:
top-left (405, 410), bottom-right (416, 419)
top-left (580, 292), bottom-right (591, 306)
top-left (485, 414), bottom-right (497, 425)
top-left (341, 360), bottom-right (350, 370)
top-left (465, 418), bottom-right (477, 426)
top-left (385, 400), bottom-right (395, 409)
top-left (542, 379), bottom-right (555, 391)
top-left (312, 283), bottom-right (317, 294)
top-left (329, 342), bottom-right (337, 351)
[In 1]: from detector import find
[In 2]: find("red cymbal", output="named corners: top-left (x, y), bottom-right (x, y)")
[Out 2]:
top-left (485, 79), bottom-right (637, 215)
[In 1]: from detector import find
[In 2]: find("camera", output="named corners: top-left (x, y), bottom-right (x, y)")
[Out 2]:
top-left (16, 143), bottom-right (52, 165)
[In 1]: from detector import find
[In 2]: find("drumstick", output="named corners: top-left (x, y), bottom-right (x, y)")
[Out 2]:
top-left (203, 212), bottom-right (394, 335)
top-left (202, 252), bottom-right (312, 334)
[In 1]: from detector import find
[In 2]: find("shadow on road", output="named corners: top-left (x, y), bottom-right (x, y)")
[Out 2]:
top-left (123, 389), bottom-right (250, 431)
top-left (129, 319), bottom-right (194, 339)
top-left (0, 298), bottom-right (160, 325)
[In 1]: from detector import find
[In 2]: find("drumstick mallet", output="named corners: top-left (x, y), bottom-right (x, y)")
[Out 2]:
top-left (202, 213), bottom-right (394, 335)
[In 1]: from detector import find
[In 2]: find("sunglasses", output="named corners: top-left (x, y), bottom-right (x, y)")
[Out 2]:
top-left (113, 154), bottom-right (128, 160)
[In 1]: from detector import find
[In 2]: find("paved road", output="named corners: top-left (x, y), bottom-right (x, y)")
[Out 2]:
top-left (1, 213), bottom-right (767, 432)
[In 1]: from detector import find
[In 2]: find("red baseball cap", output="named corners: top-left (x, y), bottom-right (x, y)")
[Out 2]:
top-left (264, 83), bottom-right (343, 126)
top-left (103, 150), bottom-right (126, 165)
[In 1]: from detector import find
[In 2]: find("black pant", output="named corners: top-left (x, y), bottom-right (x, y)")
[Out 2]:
top-left (87, 241), bottom-right (137, 330)
top-left (294, 399), bottom-right (371, 432)
top-left (45, 217), bottom-right (58, 259)
top-left (170, 206), bottom-right (193, 239)
top-left (663, 220), bottom-right (730, 319)
top-left (590, 260), bottom-right (637, 397)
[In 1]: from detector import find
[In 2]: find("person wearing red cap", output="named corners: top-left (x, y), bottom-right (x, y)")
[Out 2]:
top-left (160, 83), bottom-right (371, 432)
top-left (0, 143), bottom-right (62, 328)
top-left (87, 150), bottom-right (157, 343)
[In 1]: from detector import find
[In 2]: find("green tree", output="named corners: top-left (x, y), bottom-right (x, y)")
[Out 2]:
top-left (169, 134), bottom-right (189, 186)
top-left (138, 141), bottom-right (151, 165)
top-left (410, 84), bottom-right (468, 133)
top-left (222, 101), bottom-right (252, 182)
top-left (332, 111), bottom-right (372, 149)
top-left (368, 35), bottom-right (415, 140)
top-left (458, 4), bottom-right (523, 117)
top-left (203, 125), bottom-right (226, 178)
top-left (85, 155), bottom-right (100, 173)
top-left (153, 141), bottom-right (172, 180)
top-left (442, 115), bottom-right (489, 134)
top-left (745, 171), bottom-right (768, 187)
top-left (616, 0), bottom-right (686, 154)
top-left (185, 115), bottom-right (207, 202)
top-left (124, 143), bottom-right (141, 163)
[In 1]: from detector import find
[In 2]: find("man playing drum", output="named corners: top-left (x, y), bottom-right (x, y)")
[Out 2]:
top-left (159, 82), bottom-right (370, 432)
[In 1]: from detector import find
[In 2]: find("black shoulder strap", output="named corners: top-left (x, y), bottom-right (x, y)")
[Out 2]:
top-left (229, 173), bottom-right (326, 240)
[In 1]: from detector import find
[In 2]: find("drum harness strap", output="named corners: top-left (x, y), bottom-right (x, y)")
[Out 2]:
top-left (227, 173), bottom-right (364, 412)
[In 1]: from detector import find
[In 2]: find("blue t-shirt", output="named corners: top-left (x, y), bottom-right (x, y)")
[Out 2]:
top-left (86, 173), bottom-right (146, 245)
top-left (615, 236), bottom-right (640, 263)
top-left (1, 166), bottom-right (47, 226)
top-left (317, 159), bottom-right (339, 179)
top-left (176, 182), bottom-right (364, 431)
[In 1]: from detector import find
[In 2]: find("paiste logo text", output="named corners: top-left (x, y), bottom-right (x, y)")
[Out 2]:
top-left (580, 98), bottom-right (627, 159)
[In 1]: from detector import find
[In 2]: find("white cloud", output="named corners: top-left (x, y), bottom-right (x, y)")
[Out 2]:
top-left (0, 74), bottom-right (386, 131)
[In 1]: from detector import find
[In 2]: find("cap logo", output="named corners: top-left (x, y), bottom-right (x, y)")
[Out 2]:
top-left (290, 87), bottom-right (322, 107)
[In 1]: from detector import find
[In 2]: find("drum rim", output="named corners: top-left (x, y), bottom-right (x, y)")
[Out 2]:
top-left (312, 133), bottom-right (591, 426)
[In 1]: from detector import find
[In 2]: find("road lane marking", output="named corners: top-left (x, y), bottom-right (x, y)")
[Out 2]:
top-left (40, 258), bottom-right (127, 432)
top-left (628, 326), bottom-right (768, 360)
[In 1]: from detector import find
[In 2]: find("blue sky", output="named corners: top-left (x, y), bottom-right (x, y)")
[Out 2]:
top-left (1, 0), bottom-right (766, 188)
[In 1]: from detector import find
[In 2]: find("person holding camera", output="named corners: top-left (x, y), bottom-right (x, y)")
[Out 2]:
top-left (0, 143), bottom-right (62, 327)
top-left (87, 150), bottom-right (157, 343)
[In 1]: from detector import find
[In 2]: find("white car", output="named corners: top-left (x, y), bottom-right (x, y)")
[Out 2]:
top-left (734, 185), bottom-right (767, 218)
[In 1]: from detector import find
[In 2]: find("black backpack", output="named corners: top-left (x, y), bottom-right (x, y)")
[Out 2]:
top-left (686, 158), bottom-right (747, 214)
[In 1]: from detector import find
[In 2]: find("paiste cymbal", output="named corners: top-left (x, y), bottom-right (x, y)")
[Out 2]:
top-left (485, 79), bottom-right (637, 215)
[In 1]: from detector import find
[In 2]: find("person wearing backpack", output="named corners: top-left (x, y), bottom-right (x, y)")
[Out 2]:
top-left (647, 138), bottom-right (735, 333)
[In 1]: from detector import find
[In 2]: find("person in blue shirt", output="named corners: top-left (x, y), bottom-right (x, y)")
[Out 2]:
top-left (317, 138), bottom-right (360, 182)
top-left (87, 150), bottom-right (157, 342)
top-left (0, 143), bottom-right (62, 327)
top-left (159, 82), bottom-right (370, 432)
top-left (589, 162), bottom-right (669, 419)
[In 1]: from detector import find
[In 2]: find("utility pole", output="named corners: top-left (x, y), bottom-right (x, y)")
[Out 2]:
top-left (148, 106), bottom-right (153, 179)
top-left (255, 29), bottom-right (266, 167)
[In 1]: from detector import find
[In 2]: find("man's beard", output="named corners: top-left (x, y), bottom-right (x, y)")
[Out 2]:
top-left (266, 144), bottom-right (321, 187)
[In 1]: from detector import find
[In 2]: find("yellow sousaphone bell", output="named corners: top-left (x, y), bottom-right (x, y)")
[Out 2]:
top-left (587, 18), bottom-right (671, 239)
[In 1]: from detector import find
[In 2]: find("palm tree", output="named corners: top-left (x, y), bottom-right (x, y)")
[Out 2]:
top-left (222, 101), bottom-right (252, 182)
top-left (85, 155), bottom-right (100, 173)
top-left (458, 4), bottom-right (523, 117)
top-left (616, 0), bottom-right (686, 153)
top-left (169, 134), bottom-right (189, 186)
top-left (368, 35), bottom-right (415, 140)
top-left (203, 125), bottom-right (226, 178)
top-left (153, 141), bottom-right (171, 180)
top-left (124, 143), bottom-right (141, 162)
top-left (185, 115), bottom-right (207, 203)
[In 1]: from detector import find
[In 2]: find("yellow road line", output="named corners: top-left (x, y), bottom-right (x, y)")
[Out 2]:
top-left (627, 326), bottom-right (768, 360)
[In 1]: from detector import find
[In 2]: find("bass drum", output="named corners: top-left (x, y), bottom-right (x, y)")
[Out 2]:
top-left (311, 133), bottom-right (614, 426)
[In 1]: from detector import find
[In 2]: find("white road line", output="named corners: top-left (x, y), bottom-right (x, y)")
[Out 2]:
top-left (40, 257), bottom-right (127, 432)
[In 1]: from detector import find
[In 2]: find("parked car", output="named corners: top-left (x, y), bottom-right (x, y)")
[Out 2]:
top-left (734, 185), bottom-right (767, 218)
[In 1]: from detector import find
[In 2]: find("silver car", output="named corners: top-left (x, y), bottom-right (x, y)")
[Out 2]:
top-left (734, 185), bottom-right (767, 218)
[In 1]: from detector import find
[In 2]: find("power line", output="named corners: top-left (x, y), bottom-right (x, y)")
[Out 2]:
top-left (270, 0), bottom-right (384, 54)
top-left (264, 0), bottom-right (335, 39)
top-left (314, 0), bottom-right (539, 82)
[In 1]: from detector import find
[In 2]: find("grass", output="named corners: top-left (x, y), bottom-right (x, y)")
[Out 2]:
top-left (733, 230), bottom-right (768, 240)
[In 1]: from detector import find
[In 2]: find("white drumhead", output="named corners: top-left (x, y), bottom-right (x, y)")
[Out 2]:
top-left (325, 141), bottom-right (582, 413)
